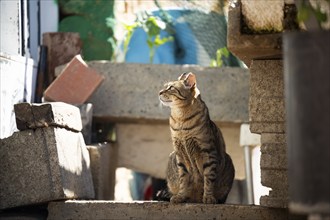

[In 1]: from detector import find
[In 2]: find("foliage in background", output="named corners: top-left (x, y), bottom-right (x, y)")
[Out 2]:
top-left (58, 0), bottom-right (116, 61)
top-left (122, 13), bottom-right (174, 63)
top-left (296, 0), bottom-right (329, 30)
top-left (210, 47), bottom-right (230, 67)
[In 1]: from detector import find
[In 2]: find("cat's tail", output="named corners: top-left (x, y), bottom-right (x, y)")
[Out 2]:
top-left (155, 188), bottom-right (172, 201)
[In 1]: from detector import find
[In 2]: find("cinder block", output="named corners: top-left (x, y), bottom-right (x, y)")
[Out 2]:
top-left (250, 60), bottom-right (284, 98)
top-left (260, 152), bottom-right (287, 170)
top-left (0, 127), bottom-right (94, 209)
top-left (261, 133), bottom-right (286, 144)
top-left (14, 102), bottom-right (82, 132)
top-left (44, 55), bottom-right (104, 104)
top-left (261, 169), bottom-right (288, 191)
top-left (87, 143), bottom-right (117, 200)
top-left (42, 32), bottom-right (82, 84)
top-left (260, 195), bottom-right (288, 208)
top-left (87, 62), bottom-right (249, 124)
top-left (250, 122), bottom-right (285, 134)
top-left (249, 97), bottom-right (285, 122)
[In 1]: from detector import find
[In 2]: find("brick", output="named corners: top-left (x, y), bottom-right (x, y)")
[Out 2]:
top-left (42, 32), bottom-right (82, 84)
top-left (47, 201), bottom-right (304, 220)
top-left (0, 127), bottom-right (94, 209)
top-left (44, 55), bottom-right (104, 104)
top-left (227, 2), bottom-right (282, 66)
top-left (87, 143), bottom-right (117, 200)
top-left (14, 102), bottom-right (82, 132)
top-left (87, 62), bottom-right (249, 124)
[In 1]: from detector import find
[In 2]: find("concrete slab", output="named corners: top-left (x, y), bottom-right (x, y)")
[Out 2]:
top-left (87, 62), bottom-right (249, 124)
top-left (227, 2), bottom-right (282, 66)
top-left (0, 127), bottom-right (94, 209)
top-left (14, 102), bottom-right (82, 132)
top-left (47, 201), bottom-right (306, 220)
top-left (116, 123), bottom-right (245, 180)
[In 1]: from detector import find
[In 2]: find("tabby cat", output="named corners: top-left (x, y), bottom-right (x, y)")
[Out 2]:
top-left (158, 72), bottom-right (235, 204)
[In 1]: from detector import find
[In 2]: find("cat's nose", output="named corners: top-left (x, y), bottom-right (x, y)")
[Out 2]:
top-left (159, 90), bottom-right (165, 95)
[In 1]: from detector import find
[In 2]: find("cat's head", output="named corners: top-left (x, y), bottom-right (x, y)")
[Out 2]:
top-left (159, 72), bottom-right (200, 108)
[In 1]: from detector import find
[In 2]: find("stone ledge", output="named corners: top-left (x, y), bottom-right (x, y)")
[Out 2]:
top-left (87, 62), bottom-right (249, 124)
top-left (227, 2), bottom-right (282, 67)
top-left (47, 201), bottom-right (305, 220)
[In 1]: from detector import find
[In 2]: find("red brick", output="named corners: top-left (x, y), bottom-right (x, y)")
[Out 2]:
top-left (43, 32), bottom-right (82, 84)
top-left (44, 55), bottom-right (104, 104)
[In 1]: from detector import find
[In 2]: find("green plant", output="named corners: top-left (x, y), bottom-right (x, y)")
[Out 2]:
top-left (210, 47), bottom-right (230, 67)
top-left (122, 14), bottom-right (174, 63)
top-left (296, 0), bottom-right (329, 30)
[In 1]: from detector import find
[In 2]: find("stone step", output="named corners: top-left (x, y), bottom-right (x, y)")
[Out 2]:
top-left (47, 201), bottom-right (305, 220)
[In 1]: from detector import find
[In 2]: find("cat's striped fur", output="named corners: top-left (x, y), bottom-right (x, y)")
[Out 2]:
top-left (158, 72), bottom-right (235, 204)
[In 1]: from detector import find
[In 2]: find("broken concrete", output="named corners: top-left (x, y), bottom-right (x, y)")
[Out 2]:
top-left (0, 127), bottom-right (94, 209)
top-left (14, 102), bottom-right (82, 132)
top-left (47, 201), bottom-right (306, 220)
top-left (87, 62), bottom-right (249, 124)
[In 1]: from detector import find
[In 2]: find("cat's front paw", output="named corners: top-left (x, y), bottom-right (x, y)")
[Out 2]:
top-left (203, 195), bottom-right (217, 204)
top-left (170, 195), bottom-right (188, 203)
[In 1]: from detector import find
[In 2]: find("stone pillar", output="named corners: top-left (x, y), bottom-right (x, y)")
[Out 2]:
top-left (249, 60), bottom-right (288, 208)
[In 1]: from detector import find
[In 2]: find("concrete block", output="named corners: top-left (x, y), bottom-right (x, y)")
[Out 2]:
top-left (249, 97), bottom-right (285, 122)
top-left (260, 152), bottom-right (287, 170)
top-left (250, 122), bottom-right (285, 134)
top-left (241, 0), bottom-right (284, 32)
top-left (87, 62), bottom-right (249, 124)
top-left (261, 169), bottom-right (288, 191)
top-left (0, 127), bottom-right (94, 209)
top-left (44, 55), bottom-right (104, 104)
top-left (260, 195), bottom-right (288, 208)
top-left (87, 143), bottom-right (117, 200)
top-left (250, 60), bottom-right (284, 98)
top-left (227, 2), bottom-right (282, 66)
top-left (42, 32), bottom-right (82, 84)
top-left (14, 102), bottom-right (82, 132)
top-left (47, 201), bottom-right (305, 220)
top-left (261, 133), bottom-right (286, 144)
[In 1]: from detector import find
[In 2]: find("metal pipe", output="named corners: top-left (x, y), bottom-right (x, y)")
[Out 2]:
top-left (244, 145), bottom-right (254, 204)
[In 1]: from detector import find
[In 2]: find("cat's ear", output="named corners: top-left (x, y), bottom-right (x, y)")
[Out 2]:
top-left (178, 72), bottom-right (196, 89)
